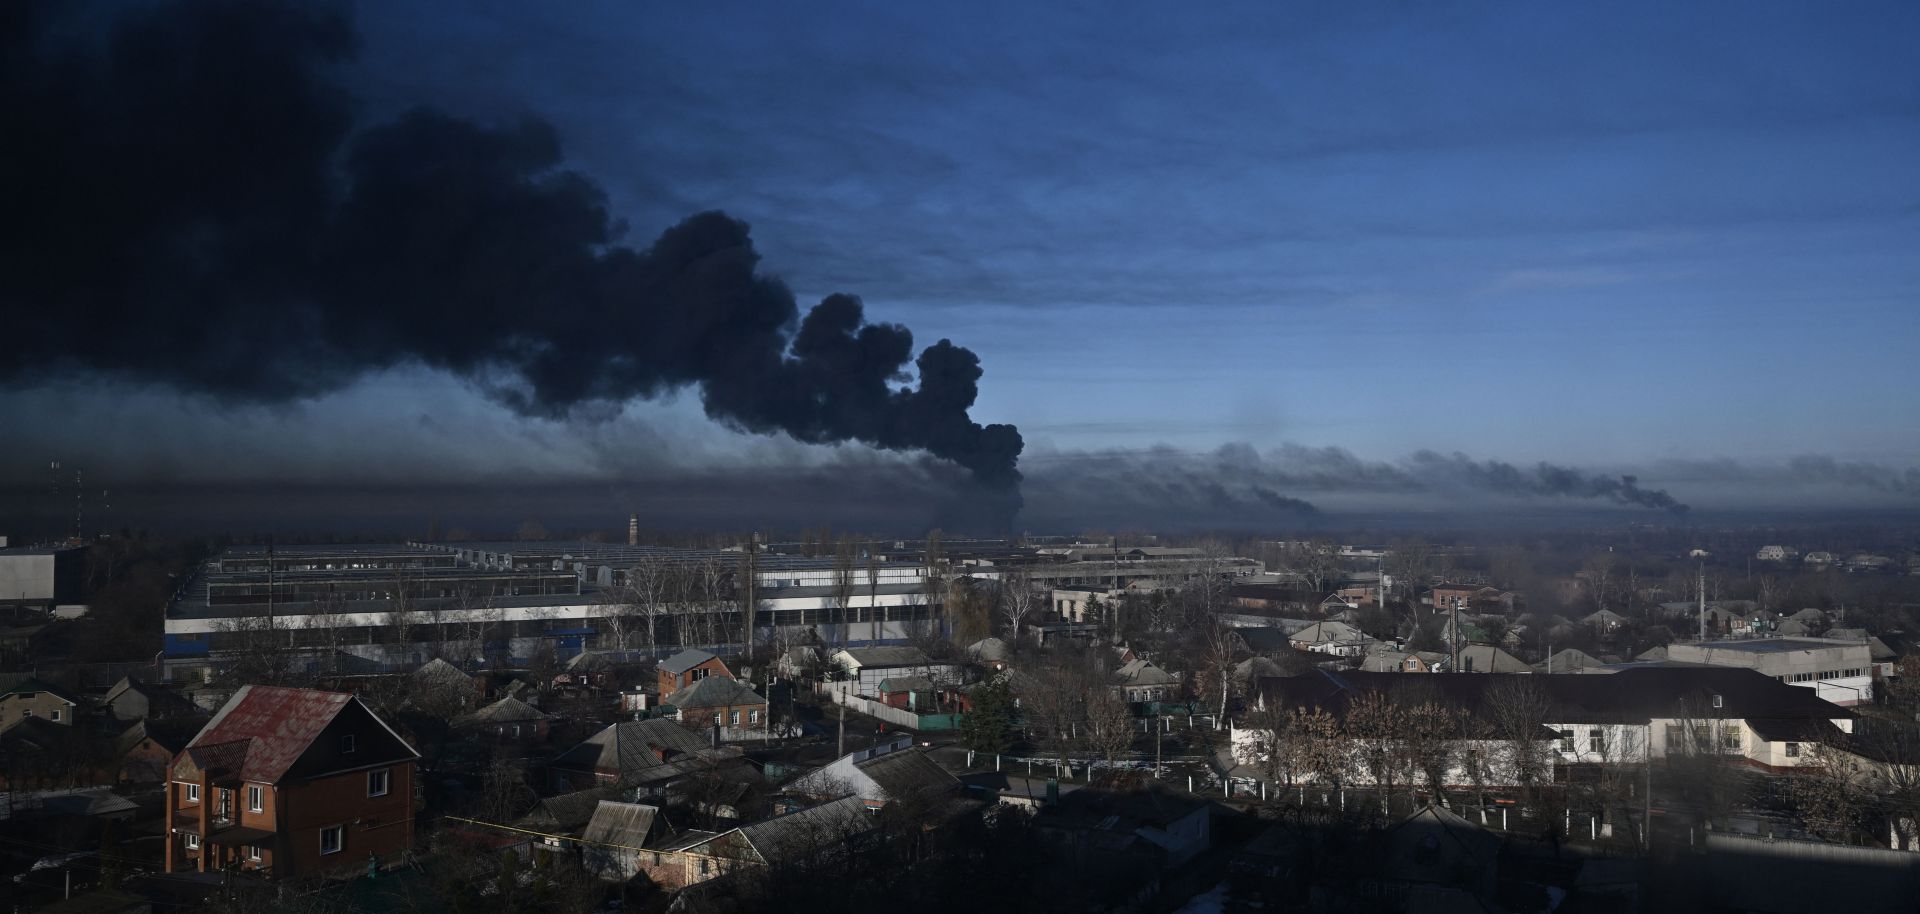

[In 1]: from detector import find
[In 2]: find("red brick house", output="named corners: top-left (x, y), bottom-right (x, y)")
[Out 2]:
top-left (657, 649), bottom-right (732, 696)
top-left (166, 686), bottom-right (419, 879)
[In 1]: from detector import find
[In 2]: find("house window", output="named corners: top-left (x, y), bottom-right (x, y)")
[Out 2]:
top-left (1589, 730), bottom-right (1604, 754)
top-left (1785, 742), bottom-right (1801, 758)
top-left (185, 784), bottom-right (201, 803)
top-left (340, 735), bottom-right (356, 754)
top-left (730, 710), bottom-right (741, 726)
top-left (712, 713), bottom-right (722, 726)
top-left (511, 725), bottom-right (521, 738)
top-left (184, 834), bottom-right (200, 850)
top-left (248, 785), bottom-right (263, 812)
top-left (1558, 730), bottom-right (1574, 752)
top-left (246, 845), bottom-right (262, 861)
top-left (21, 709), bottom-right (31, 718)
top-left (1711, 694), bottom-right (1723, 709)
top-left (1722, 725), bottom-right (1743, 751)
top-left (749, 710), bottom-right (760, 725)
top-left (320, 825), bottom-right (343, 855)
top-left (50, 709), bottom-right (61, 722)
top-left (369, 768), bottom-right (391, 798)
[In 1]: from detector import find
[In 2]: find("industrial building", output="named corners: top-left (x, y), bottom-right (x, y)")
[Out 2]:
top-left (161, 541), bottom-right (940, 683)
top-left (160, 539), bottom-right (1258, 683)
top-left (0, 544), bottom-right (88, 615)
top-left (1665, 638), bottom-right (1876, 706)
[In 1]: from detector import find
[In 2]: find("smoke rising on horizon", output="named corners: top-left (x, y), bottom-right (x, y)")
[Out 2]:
top-left (0, 2), bottom-right (1022, 507)
top-left (1028, 444), bottom-right (1691, 518)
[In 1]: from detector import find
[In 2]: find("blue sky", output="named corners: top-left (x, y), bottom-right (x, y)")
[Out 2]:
top-left (6, 0), bottom-right (1919, 527)
top-left (343, 1), bottom-right (1920, 463)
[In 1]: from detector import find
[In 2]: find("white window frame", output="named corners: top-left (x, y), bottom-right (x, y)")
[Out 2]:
top-left (246, 844), bottom-right (262, 861)
top-left (50, 709), bottom-right (62, 722)
top-left (1785, 741), bottom-right (1801, 758)
top-left (320, 825), bottom-right (344, 856)
top-left (368, 768), bottom-right (391, 798)
top-left (185, 783), bottom-right (201, 804)
top-left (248, 785), bottom-right (264, 812)
top-left (184, 834), bottom-right (200, 850)
top-left (730, 709), bottom-right (741, 726)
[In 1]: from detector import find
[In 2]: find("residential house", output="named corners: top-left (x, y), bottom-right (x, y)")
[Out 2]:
top-left (877, 676), bottom-right (936, 712)
top-left (581, 801), bottom-right (670, 882)
top-left (787, 739), bottom-right (960, 808)
top-left (1582, 609), bottom-right (1629, 634)
top-left (653, 796), bottom-right (876, 890)
top-left (0, 678), bottom-right (84, 731)
top-left (1321, 805), bottom-right (1502, 912)
top-left (410, 658), bottom-right (481, 712)
top-left (1361, 651), bottom-right (1449, 673)
top-left (0, 716), bottom-right (100, 789)
top-left (454, 696), bottom-right (553, 742)
top-left (664, 676), bottom-right (769, 733)
top-left (964, 637), bottom-right (1012, 671)
top-left (1033, 785), bottom-right (1212, 868)
top-left (104, 676), bottom-right (199, 722)
top-left (1236, 667), bottom-right (1854, 786)
top-left (1456, 644), bottom-right (1532, 673)
top-left (829, 646), bottom-right (963, 696)
top-left (1804, 552), bottom-right (1836, 566)
top-left (517, 784), bottom-right (628, 842)
top-left (116, 718), bottom-right (203, 783)
top-left (165, 685), bottom-right (420, 878)
top-left (1539, 647), bottom-right (1608, 673)
top-left (1116, 658), bottom-right (1183, 703)
top-left (548, 718), bottom-right (742, 792)
top-left (1289, 621), bottom-right (1372, 658)
top-left (1755, 545), bottom-right (1798, 562)
top-left (658, 649), bottom-right (733, 696)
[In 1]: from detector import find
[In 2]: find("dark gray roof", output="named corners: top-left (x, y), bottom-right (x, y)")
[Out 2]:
top-left (878, 675), bottom-right (935, 693)
top-left (735, 796), bottom-right (874, 864)
top-left (856, 747), bottom-right (960, 800)
top-left (519, 785), bottom-right (627, 832)
top-left (659, 649), bottom-right (719, 675)
top-left (553, 718), bottom-right (714, 775)
top-left (664, 676), bottom-right (766, 711)
top-left (838, 646), bottom-right (934, 668)
top-left (1255, 667), bottom-right (1852, 727)
top-left (457, 696), bottom-right (552, 726)
top-left (581, 801), bottom-right (661, 849)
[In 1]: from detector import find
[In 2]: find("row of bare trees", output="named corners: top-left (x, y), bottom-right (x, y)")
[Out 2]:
top-left (1234, 679), bottom-right (1560, 816)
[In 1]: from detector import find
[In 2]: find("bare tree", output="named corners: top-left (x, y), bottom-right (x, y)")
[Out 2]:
top-left (864, 543), bottom-right (882, 644)
top-left (832, 537), bottom-right (857, 647)
top-left (1485, 676), bottom-right (1554, 804)
top-left (1582, 551), bottom-right (1618, 614)
top-left (998, 568), bottom-right (1036, 642)
top-left (1346, 688), bottom-right (1408, 814)
top-left (1083, 685), bottom-right (1136, 777)
top-left (628, 554), bottom-right (673, 654)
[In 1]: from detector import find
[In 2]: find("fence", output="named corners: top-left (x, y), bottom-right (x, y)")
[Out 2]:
top-left (818, 684), bottom-right (964, 731)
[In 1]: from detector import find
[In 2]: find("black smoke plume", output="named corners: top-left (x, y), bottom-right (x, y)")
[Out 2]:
top-left (0, 2), bottom-right (1022, 513)
top-left (1028, 444), bottom-right (1689, 519)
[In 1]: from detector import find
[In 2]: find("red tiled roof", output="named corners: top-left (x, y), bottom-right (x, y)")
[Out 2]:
top-left (175, 685), bottom-right (356, 784)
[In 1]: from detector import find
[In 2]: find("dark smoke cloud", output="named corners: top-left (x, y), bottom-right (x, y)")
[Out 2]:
top-left (0, 2), bottom-right (1021, 508)
top-left (1651, 455), bottom-right (1920, 499)
top-left (1027, 443), bottom-right (1690, 518)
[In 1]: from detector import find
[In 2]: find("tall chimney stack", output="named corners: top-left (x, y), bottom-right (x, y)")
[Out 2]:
top-left (628, 514), bottom-right (639, 546)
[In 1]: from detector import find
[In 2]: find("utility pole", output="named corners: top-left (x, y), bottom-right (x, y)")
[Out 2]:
top-left (740, 533), bottom-right (758, 660)
top-left (1693, 550), bottom-right (1710, 641)
top-left (837, 701), bottom-right (846, 756)
top-left (1450, 596), bottom-right (1462, 673)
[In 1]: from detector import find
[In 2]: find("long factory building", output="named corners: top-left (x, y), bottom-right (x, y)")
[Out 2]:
top-left (160, 539), bottom-right (1260, 682)
top-left (161, 542), bottom-right (937, 682)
